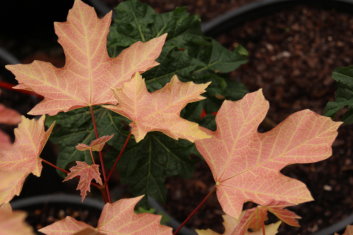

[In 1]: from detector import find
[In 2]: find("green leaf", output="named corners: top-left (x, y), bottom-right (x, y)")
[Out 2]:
top-left (118, 132), bottom-right (196, 203)
top-left (108, 0), bottom-right (248, 98)
top-left (324, 66), bottom-right (353, 123)
top-left (45, 107), bottom-right (130, 175)
top-left (332, 66), bottom-right (353, 88)
top-left (46, 0), bottom-right (248, 202)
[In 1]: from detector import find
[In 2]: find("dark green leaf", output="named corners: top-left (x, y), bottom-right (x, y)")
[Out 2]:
top-left (118, 132), bottom-right (196, 203)
top-left (324, 66), bottom-right (353, 124)
top-left (46, 107), bottom-right (130, 175)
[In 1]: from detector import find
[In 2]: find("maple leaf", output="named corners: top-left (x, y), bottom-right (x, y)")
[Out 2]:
top-left (63, 161), bottom-right (103, 201)
top-left (5, 0), bottom-right (167, 116)
top-left (0, 116), bottom-right (54, 204)
top-left (0, 203), bottom-right (12, 212)
top-left (39, 216), bottom-right (95, 235)
top-left (0, 171), bottom-right (27, 205)
top-left (0, 104), bottom-right (21, 125)
top-left (0, 205), bottom-right (34, 235)
top-left (196, 214), bottom-right (281, 235)
top-left (0, 130), bottom-right (11, 149)
top-left (338, 225), bottom-right (353, 235)
top-left (0, 104), bottom-right (21, 149)
top-left (195, 90), bottom-right (341, 218)
top-left (76, 135), bottom-right (114, 152)
top-left (231, 203), bottom-right (300, 234)
top-left (39, 196), bottom-right (172, 235)
top-left (104, 73), bottom-right (210, 142)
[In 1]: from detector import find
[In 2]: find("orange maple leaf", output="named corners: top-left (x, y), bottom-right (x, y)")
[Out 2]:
top-left (195, 90), bottom-right (341, 218)
top-left (0, 204), bottom-right (34, 235)
top-left (0, 130), bottom-right (11, 149)
top-left (39, 196), bottom-right (172, 235)
top-left (76, 135), bottom-right (114, 152)
top-left (6, 0), bottom-right (167, 116)
top-left (196, 214), bottom-right (281, 235)
top-left (231, 202), bottom-right (300, 234)
top-left (63, 161), bottom-right (103, 201)
top-left (0, 104), bottom-right (21, 125)
top-left (104, 73), bottom-right (210, 142)
top-left (0, 116), bottom-right (54, 204)
top-left (338, 225), bottom-right (353, 235)
top-left (0, 104), bottom-right (21, 149)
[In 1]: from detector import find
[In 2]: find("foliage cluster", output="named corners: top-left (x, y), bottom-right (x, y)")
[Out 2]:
top-left (0, 0), bottom-right (349, 234)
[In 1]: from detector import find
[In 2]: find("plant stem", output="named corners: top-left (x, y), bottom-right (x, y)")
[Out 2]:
top-left (41, 158), bottom-right (102, 189)
top-left (0, 81), bottom-right (43, 98)
top-left (42, 159), bottom-right (69, 174)
top-left (89, 106), bottom-right (111, 203)
top-left (173, 186), bottom-right (216, 235)
top-left (89, 149), bottom-right (96, 165)
top-left (106, 132), bottom-right (131, 183)
top-left (262, 223), bottom-right (266, 235)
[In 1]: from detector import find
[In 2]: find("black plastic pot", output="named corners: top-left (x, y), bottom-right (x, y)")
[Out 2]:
top-left (9, 193), bottom-right (196, 235)
top-left (10, 194), bottom-right (103, 234)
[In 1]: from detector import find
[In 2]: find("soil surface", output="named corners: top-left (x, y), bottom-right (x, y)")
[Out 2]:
top-left (2, 0), bottom-right (353, 234)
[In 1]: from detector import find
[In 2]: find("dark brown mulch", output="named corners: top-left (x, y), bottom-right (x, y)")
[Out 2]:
top-left (23, 204), bottom-right (101, 234)
top-left (165, 3), bottom-right (353, 235)
top-left (101, 0), bottom-right (257, 21)
top-left (223, 5), bottom-right (353, 234)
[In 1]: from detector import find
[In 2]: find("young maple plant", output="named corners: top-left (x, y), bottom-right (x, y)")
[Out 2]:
top-left (0, 0), bottom-right (342, 234)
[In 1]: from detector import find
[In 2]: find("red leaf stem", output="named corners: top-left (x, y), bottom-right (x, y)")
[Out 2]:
top-left (41, 158), bottom-right (102, 189)
top-left (42, 159), bottom-right (69, 174)
top-left (173, 186), bottom-right (216, 235)
top-left (106, 132), bottom-right (131, 183)
top-left (89, 106), bottom-right (111, 203)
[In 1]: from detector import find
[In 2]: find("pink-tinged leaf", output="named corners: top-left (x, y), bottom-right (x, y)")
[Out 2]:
top-left (0, 116), bottom-right (54, 204)
top-left (196, 214), bottom-right (281, 235)
top-left (76, 135), bottom-right (114, 152)
top-left (0, 104), bottom-right (21, 125)
top-left (232, 203), bottom-right (299, 234)
top-left (39, 216), bottom-right (94, 235)
top-left (0, 203), bottom-right (12, 212)
top-left (0, 130), bottom-right (11, 149)
top-left (268, 203), bottom-right (300, 227)
top-left (0, 116), bottom-right (55, 176)
top-left (40, 196), bottom-right (172, 235)
top-left (195, 90), bottom-right (341, 218)
top-left (0, 171), bottom-right (27, 205)
top-left (340, 225), bottom-right (353, 235)
top-left (104, 73), bottom-right (210, 142)
top-left (233, 207), bottom-right (267, 233)
top-left (249, 222), bottom-right (281, 235)
top-left (0, 206), bottom-right (34, 235)
top-left (97, 196), bottom-right (172, 235)
top-left (5, 0), bottom-right (167, 116)
top-left (63, 161), bottom-right (103, 201)
top-left (72, 228), bottom-right (104, 235)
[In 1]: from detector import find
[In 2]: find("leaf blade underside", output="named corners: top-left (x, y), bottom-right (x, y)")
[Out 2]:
top-left (195, 90), bottom-right (341, 218)
top-left (6, 0), bottom-right (166, 116)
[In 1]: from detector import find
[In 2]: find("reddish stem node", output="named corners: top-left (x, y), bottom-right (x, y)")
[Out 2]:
top-left (173, 186), bottom-right (216, 235)
top-left (106, 132), bottom-right (132, 183)
top-left (89, 106), bottom-right (112, 203)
